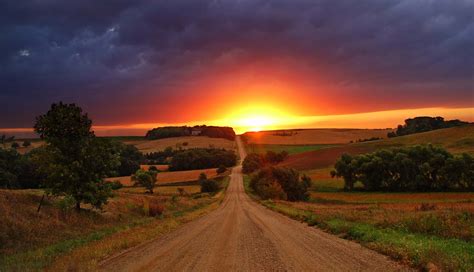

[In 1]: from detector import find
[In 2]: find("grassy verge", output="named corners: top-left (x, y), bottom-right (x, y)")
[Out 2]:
top-left (242, 175), bottom-right (474, 271)
top-left (48, 199), bottom-right (221, 271)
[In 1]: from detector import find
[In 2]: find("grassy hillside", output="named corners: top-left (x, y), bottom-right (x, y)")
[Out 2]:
top-left (279, 125), bottom-right (474, 171)
top-left (362, 124), bottom-right (474, 154)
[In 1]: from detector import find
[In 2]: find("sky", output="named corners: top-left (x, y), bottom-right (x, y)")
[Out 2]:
top-left (0, 0), bottom-right (473, 135)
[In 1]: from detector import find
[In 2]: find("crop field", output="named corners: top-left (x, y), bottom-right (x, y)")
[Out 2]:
top-left (243, 128), bottom-right (392, 145)
top-left (123, 136), bottom-right (236, 153)
top-left (106, 168), bottom-right (219, 187)
top-left (245, 143), bottom-right (337, 155)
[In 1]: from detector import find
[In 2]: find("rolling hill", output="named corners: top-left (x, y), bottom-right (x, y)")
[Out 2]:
top-left (279, 125), bottom-right (474, 171)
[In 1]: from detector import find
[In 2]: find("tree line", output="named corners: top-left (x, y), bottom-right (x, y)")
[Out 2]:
top-left (169, 148), bottom-right (237, 171)
top-left (388, 116), bottom-right (470, 138)
top-left (145, 125), bottom-right (236, 140)
top-left (331, 145), bottom-right (474, 191)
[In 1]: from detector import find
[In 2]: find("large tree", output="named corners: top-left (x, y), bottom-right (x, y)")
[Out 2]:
top-left (34, 102), bottom-right (119, 211)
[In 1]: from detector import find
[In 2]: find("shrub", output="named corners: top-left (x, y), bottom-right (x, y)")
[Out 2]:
top-left (199, 173), bottom-right (220, 193)
top-left (115, 143), bottom-right (143, 176)
top-left (250, 167), bottom-right (311, 201)
top-left (243, 153), bottom-right (265, 174)
top-left (216, 165), bottom-right (227, 174)
top-left (265, 151), bottom-right (289, 164)
top-left (132, 169), bottom-right (157, 194)
top-left (148, 202), bottom-right (164, 217)
top-left (22, 140), bottom-right (31, 147)
top-left (242, 151), bottom-right (289, 174)
top-left (11, 142), bottom-right (19, 149)
top-left (109, 180), bottom-right (123, 190)
top-left (177, 187), bottom-right (186, 196)
top-left (0, 148), bottom-right (41, 189)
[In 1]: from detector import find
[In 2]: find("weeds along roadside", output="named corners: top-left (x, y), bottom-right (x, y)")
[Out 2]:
top-left (0, 176), bottom-right (230, 271)
top-left (242, 175), bottom-right (474, 271)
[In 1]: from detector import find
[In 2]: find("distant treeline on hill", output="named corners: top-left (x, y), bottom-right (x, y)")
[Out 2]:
top-left (145, 125), bottom-right (235, 141)
top-left (388, 116), bottom-right (470, 138)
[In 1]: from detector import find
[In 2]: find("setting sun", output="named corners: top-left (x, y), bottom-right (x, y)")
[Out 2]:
top-left (218, 104), bottom-right (297, 133)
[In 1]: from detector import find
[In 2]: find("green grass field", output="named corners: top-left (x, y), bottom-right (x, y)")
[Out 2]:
top-left (246, 144), bottom-right (338, 155)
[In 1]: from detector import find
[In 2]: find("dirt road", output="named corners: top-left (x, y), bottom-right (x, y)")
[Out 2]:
top-left (100, 137), bottom-right (408, 271)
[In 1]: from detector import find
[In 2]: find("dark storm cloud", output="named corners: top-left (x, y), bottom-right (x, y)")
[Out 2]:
top-left (0, 0), bottom-right (473, 126)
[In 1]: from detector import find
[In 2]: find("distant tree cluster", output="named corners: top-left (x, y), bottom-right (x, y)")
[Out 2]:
top-left (388, 116), bottom-right (470, 138)
top-left (331, 145), bottom-right (474, 191)
top-left (144, 147), bottom-right (177, 164)
top-left (351, 137), bottom-right (382, 143)
top-left (145, 125), bottom-right (236, 140)
top-left (0, 135), bottom-right (15, 148)
top-left (242, 151), bottom-right (289, 174)
top-left (169, 148), bottom-right (237, 171)
top-left (0, 148), bottom-right (42, 189)
top-left (250, 166), bottom-right (311, 201)
top-left (272, 130), bottom-right (298, 136)
top-left (112, 143), bottom-right (143, 176)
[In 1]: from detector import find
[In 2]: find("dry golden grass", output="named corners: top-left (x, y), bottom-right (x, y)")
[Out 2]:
top-left (309, 192), bottom-right (474, 204)
top-left (0, 186), bottom-right (222, 270)
top-left (106, 168), bottom-right (219, 186)
top-left (0, 189), bottom-right (159, 256)
top-left (48, 198), bottom-right (221, 271)
top-left (124, 136), bottom-right (236, 153)
top-left (244, 128), bottom-right (392, 145)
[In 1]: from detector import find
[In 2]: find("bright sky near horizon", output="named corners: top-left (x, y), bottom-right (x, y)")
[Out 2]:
top-left (1, 107), bottom-right (472, 137)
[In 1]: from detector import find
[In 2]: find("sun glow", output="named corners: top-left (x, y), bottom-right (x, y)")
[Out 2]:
top-left (220, 104), bottom-right (297, 134)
